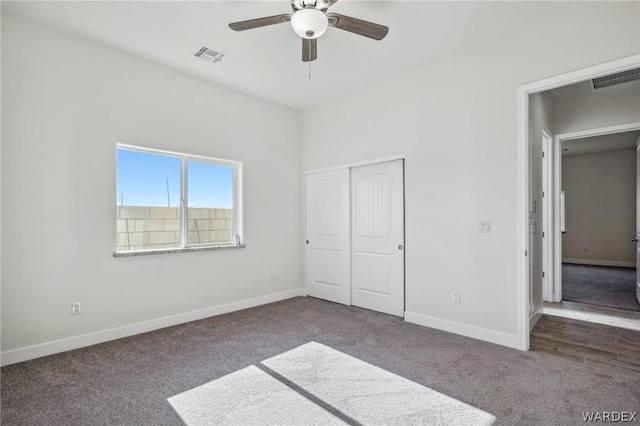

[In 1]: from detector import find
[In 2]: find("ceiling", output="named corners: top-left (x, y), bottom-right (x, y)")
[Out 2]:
top-left (3, 1), bottom-right (588, 110)
top-left (562, 131), bottom-right (640, 157)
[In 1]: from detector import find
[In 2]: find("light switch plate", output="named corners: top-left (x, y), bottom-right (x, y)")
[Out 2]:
top-left (479, 221), bottom-right (492, 233)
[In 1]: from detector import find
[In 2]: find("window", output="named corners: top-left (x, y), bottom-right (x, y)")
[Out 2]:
top-left (116, 144), bottom-right (242, 255)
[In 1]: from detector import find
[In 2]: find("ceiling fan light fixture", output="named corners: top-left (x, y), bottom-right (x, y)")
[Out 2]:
top-left (291, 8), bottom-right (328, 39)
top-left (292, 0), bottom-right (330, 7)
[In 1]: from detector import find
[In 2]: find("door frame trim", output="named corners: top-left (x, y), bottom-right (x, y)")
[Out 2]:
top-left (304, 155), bottom-right (406, 175)
top-left (549, 122), bottom-right (640, 303)
top-left (541, 129), bottom-right (554, 303)
top-left (517, 54), bottom-right (640, 351)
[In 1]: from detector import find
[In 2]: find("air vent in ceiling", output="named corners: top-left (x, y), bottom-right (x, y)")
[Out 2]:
top-left (194, 46), bottom-right (225, 64)
top-left (591, 68), bottom-right (640, 90)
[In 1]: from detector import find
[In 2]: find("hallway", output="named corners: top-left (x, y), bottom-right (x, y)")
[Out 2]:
top-left (562, 264), bottom-right (639, 311)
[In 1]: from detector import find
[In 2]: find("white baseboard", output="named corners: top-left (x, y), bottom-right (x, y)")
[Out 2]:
top-left (562, 258), bottom-right (635, 268)
top-left (529, 311), bottom-right (543, 332)
top-left (404, 311), bottom-right (520, 349)
top-left (1, 288), bottom-right (307, 366)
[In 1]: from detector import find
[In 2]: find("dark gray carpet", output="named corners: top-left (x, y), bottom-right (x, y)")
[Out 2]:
top-left (562, 264), bottom-right (640, 312)
top-left (2, 297), bottom-right (640, 425)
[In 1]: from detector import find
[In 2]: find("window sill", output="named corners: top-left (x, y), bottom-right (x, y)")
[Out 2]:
top-left (113, 244), bottom-right (246, 258)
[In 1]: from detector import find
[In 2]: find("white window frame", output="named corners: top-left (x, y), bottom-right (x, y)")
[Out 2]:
top-left (115, 143), bottom-right (243, 256)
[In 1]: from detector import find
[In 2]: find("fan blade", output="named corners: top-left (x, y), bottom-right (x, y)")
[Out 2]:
top-left (229, 14), bottom-right (291, 32)
top-left (302, 38), bottom-right (317, 62)
top-left (327, 13), bottom-right (388, 40)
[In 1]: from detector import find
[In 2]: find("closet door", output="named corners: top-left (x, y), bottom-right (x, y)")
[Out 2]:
top-left (305, 169), bottom-right (351, 305)
top-left (351, 160), bottom-right (405, 317)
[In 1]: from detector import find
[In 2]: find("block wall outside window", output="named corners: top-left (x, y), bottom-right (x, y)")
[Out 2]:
top-left (116, 207), bottom-right (233, 252)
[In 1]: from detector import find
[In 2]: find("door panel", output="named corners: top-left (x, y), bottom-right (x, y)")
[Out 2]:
top-left (354, 252), bottom-right (392, 295)
top-left (354, 173), bottom-right (392, 237)
top-left (312, 181), bottom-right (342, 236)
top-left (305, 169), bottom-right (351, 305)
top-left (351, 160), bottom-right (404, 317)
top-left (311, 249), bottom-right (343, 287)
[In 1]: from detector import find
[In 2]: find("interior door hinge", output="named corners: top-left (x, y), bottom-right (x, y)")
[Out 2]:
top-left (542, 151), bottom-right (545, 158)
top-left (542, 271), bottom-right (545, 278)
top-left (542, 191), bottom-right (545, 198)
top-left (542, 231), bottom-right (545, 238)
top-left (525, 250), bottom-right (528, 256)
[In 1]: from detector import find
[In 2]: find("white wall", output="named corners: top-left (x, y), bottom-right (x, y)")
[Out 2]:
top-left (562, 149), bottom-right (636, 266)
top-left (1, 14), bottom-right (302, 356)
top-left (554, 85), bottom-right (640, 135)
top-left (3, 2), bottom-right (639, 360)
top-left (301, 2), bottom-right (639, 345)
top-left (528, 92), bottom-right (553, 318)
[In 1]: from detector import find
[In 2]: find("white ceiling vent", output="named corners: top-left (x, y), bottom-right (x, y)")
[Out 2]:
top-left (591, 68), bottom-right (640, 90)
top-left (194, 46), bottom-right (225, 64)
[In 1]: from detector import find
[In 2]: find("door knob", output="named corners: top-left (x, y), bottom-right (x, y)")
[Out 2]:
top-left (633, 237), bottom-right (638, 242)
top-left (398, 244), bottom-right (404, 250)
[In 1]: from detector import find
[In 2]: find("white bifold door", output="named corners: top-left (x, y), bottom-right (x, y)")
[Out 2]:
top-left (305, 169), bottom-right (351, 305)
top-left (305, 160), bottom-right (405, 317)
top-left (351, 161), bottom-right (405, 316)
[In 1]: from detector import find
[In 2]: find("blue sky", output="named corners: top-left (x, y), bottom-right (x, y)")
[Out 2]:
top-left (117, 149), bottom-right (233, 208)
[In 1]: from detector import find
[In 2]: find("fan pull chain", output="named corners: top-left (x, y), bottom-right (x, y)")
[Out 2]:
top-left (308, 46), bottom-right (312, 79)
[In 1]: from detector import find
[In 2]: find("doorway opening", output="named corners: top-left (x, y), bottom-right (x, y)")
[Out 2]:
top-left (542, 124), bottom-right (640, 330)
top-left (554, 126), bottom-right (640, 315)
top-left (517, 55), bottom-right (640, 350)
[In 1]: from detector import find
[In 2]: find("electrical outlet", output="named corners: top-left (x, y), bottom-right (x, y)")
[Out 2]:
top-left (452, 292), bottom-right (460, 303)
top-left (71, 302), bottom-right (81, 315)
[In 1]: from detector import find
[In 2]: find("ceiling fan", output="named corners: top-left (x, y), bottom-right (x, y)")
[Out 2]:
top-left (229, 0), bottom-right (389, 63)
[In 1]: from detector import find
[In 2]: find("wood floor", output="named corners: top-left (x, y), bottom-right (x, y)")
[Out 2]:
top-left (530, 314), bottom-right (640, 375)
